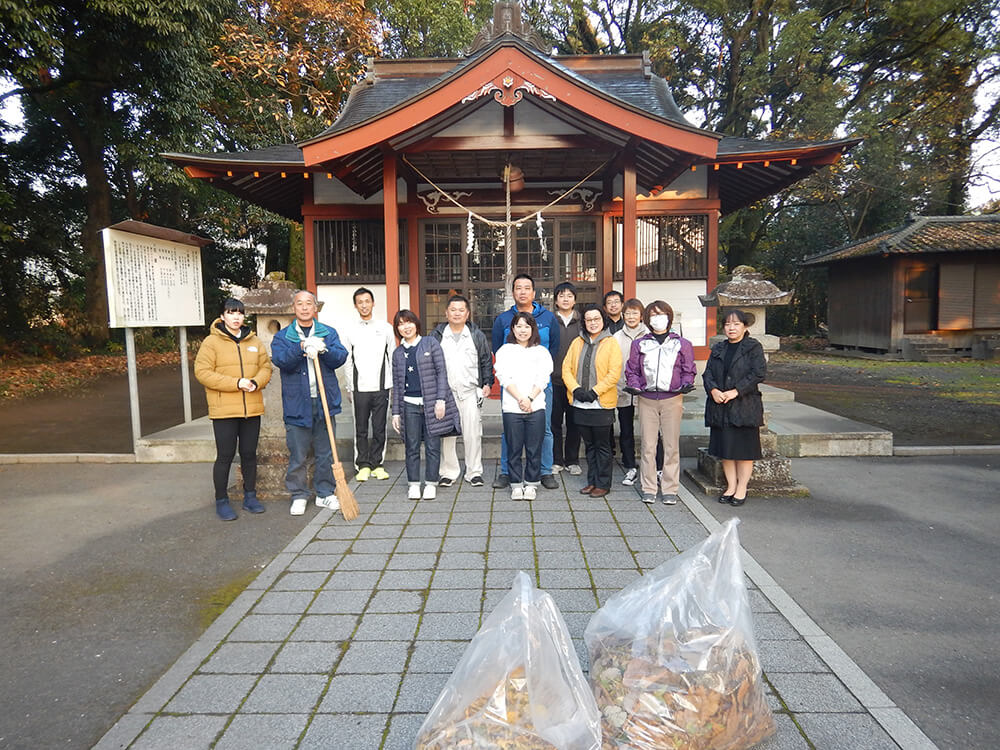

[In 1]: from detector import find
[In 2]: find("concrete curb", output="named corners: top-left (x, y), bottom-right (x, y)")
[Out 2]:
top-left (677, 484), bottom-right (939, 750)
top-left (893, 444), bottom-right (1000, 456)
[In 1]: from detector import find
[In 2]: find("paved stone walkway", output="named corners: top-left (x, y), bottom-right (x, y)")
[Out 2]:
top-left (97, 463), bottom-right (934, 750)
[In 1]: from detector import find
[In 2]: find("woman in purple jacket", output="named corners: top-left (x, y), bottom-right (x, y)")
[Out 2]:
top-left (624, 301), bottom-right (696, 505)
top-left (390, 310), bottom-right (461, 500)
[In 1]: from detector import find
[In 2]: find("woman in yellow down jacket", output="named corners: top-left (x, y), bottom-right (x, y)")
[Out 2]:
top-left (562, 304), bottom-right (623, 498)
top-left (195, 298), bottom-right (273, 521)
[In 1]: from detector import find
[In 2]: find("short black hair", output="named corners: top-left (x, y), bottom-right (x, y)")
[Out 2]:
top-left (623, 297), bottom-right (644, 314)
top-left (603, 290), bottom-right (624, 305)
top-left (353, 287), bottom-right (374, 304)
top-left (723, 308), bottom-right (753, 327)
top-left (446, 294), bottom-right (470, 310)
top-left (512, 273), bottom-right (535, 291)
top-left (553, 281), bottom-right (577, 298)
top-left (222, 297), bottom-right (245, 313)
top-left (581, 304), bottom-right (608, 331)
top-left (392, 309), bottom-right (422, 338)
top-left (506, 311), bottom-right (541, 346)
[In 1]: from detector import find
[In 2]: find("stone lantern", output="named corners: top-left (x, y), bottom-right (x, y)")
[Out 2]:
top-left (699, 265), bottom-right (793, 359)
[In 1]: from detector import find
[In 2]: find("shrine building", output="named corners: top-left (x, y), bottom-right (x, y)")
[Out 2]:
top-left (164, 1), bottom-right (858, 360)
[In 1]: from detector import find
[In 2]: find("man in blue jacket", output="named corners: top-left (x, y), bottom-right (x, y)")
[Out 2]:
top-left (271, 290), bottom-right (348, 516)
top-left (491, 274), bottom-right (560, 490)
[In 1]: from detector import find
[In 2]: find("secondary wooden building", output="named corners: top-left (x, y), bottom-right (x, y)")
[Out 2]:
top-left (801, 214), bottom-right (1000, 358)
top-left (164, 1), bottom-right (856, 359)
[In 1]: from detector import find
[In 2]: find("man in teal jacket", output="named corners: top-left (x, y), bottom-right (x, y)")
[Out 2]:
top-left (271, 290), bottom-right (348, 516)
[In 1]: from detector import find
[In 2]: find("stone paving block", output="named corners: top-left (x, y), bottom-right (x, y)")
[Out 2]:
top-left (165, 674), bottom-right (257, 713)
top-left (302, 540), bottom-right (352, 555)
top-left (408, 640), bottom-right (467, 673)
top-left (486, 550), bottom-right (537, 568)
top-left (322, 570), bottom-right (380, 591)
top-left (387, 551), bottom-right (439, 570)
top-left (485, 568), bottom-right (525, 589)
top-left (538, 568), bottom-right (594, 588)
top-left (529, 522), bottom-right (577, 536)
top-left (287, 554), bottom-right (342, 572)
top-left (536, 549), bottom-right (587, 568)
top-left (664, 525), bottom-right (709, 549)
top-left (578, 535), bottom-right (632, 552)
top-left (755, 612), bottom-right (802, 640)
top-left (356, 523), bottom-right (406, 538)
top-left (308, 589), bottom-right (371, 614)
top-left (625, 535), bottom-right (677, 552)
top-left (384, 713), bottom-right (427, 750)
top-left (228, 614), bottom-right (300, 642)
top-left (589, 568), bottom-right (642, 590)
top-left (545, 587), bottom-right (600, 613)
top-left (440, 522), bottom-right (483, 537)
top-left (561, 612), bottom-right (592, 639)
top-left (418, 611), bottom-right (482, 640)
top-left (572, 637), bottom-right (590, 672)
top-left (370, 512), bottom-right (413, 525)
top-left (408, 511), bottom-right (452, 524)
top-left (488, 521), bottom-right (534, 536)
top-left (214, 714), bottom-right (308, 750)
top-left (298, 713), bottom-right (388, 750)
top-left (335, 553), bottom-right (387, 571)
top-left (795, 712), bottom-right (899, 749)
top-left (272, 571), bottom-right (330, 590)
top-left (242, 673), bottom-right (328, 712)
top-left (131, 715), bottom-right (228, 750)
top-left (252, 591), bottom-right (316, 614)
top-left (437, 551), bottom-right (488, 569)
top-left (200, 642), bottom-right (280, 674)
top-left (430, 568), bottom-right (485, 588)
top-left (636, 549), bottom-right (674, 570)
top-left (752, 713), bottom-right (810, 750)
top-left (441, 535), bottom-right (488, 552)
top-left (749, 588), bottom-right (778, 613)
top-left (759, 639), bottom-right (828, 673)
top-left (336, 640), bottom-right (410, 674)
top-left (354, 613), bottom-right (421, 641)
top-left (380, 569), bottom-right (433, 589)
top-left (350, 537), bottom-right (398, 554)
top-left (367, 590), bottom-right (424, 613)
top-left (424, 588), bottom-right (483, 612)
top-left (767, 673), bottom-right (864, 713)
top-left (448, 510), bottom-right (491, 523)
top-left (292, 614), bottom-right (358, 641)
top-left (495, 534), bottom-right (535, 551)
top-left (481, 587), bottom-right (509, 612)
top-left (314, 524), bottom-right (359, 540)
top-left (394, 536), bottom-right (443, 554)
top-left (271, 641), bottom-right (344, 673)
top-left (317, 674), bottom-right (400, 713)
top-left (394, 672), bottom-right (449, 712)
top-left (533, 534), bottom-right (581, 551)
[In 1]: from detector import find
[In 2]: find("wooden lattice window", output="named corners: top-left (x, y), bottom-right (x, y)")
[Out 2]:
top-left (314, 219), bottom-right (408, 283)
top-left (613, 215), bottom-right (708, 280)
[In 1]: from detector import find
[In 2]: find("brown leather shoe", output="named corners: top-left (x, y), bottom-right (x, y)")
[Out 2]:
top-left (590, 488), bottom-right (610, 497)
top-left (579, 485), bottom-right (595, 495)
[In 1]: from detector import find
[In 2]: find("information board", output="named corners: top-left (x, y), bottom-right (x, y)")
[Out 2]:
top-left (103, 228), bottom-right (205, 327)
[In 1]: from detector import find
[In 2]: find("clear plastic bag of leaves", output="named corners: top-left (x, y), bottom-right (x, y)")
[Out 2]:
top-left (584, 519), bottom-right (775, 750)
top-left (415, 571), bottom-right (601, 750)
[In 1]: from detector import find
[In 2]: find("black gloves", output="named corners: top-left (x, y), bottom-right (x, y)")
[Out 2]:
top-left (573, 388), bottom-right (598, 403)
top-left (678, 383), bottom-right (696, 394)
top-left (623, 386), bottom-right (642, 396)
top-left (586, 389), bottom-right (599, 402)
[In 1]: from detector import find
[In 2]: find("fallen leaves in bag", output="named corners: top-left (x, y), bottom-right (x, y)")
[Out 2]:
top-left (590, 629), bottom-right (775, 750)
top-left (415, 666), bottom-right (561, 750)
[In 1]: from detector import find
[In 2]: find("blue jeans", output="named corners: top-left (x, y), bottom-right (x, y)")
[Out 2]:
top-left (503, 410), bottom-right (545, 484)
top-left (404, 401), bottom-right (441, 483)
top-left (285, 398), bottom-right (335, 500)
top-left (501, 383), bottom-right (553, 476)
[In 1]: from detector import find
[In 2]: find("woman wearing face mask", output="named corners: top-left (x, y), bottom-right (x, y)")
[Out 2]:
top-left (494, 312), bottom-right (553, 500)
top-left (562, 304), bottom-right (623, 498)
top-left (624, 301), bottom-right (695, 505)
top-left (703, 309), bottom-right (766, 506)
top-left (194, 298), bottom-right (273, 521)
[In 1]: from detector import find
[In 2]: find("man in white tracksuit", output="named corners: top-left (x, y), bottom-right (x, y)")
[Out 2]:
top-left (340, 287), bottom-right (395, 482)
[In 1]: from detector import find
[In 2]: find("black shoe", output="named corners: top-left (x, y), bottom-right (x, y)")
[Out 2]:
top-left (468, 475), bottom-right (484, 487)
top-left (718, 494), bottom-right (734, 504)
top-left (729, 495), bottom-right (747, 506)
top-left (493, 473), bottom-right (510, 489)
top-left (540, 474), bottom-right (559, 490)
top-left (438, 477), bottom-right (455, 488)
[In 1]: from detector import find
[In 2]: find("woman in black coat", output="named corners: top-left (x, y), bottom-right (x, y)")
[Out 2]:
top-left (703, 309), bottom-right (766, 506)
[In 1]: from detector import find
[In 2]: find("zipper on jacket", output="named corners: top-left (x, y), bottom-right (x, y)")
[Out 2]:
top-left (236, 339), bottom-right (247, 417)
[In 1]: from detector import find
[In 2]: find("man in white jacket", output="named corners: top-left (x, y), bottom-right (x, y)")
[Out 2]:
top-left (341, 288), bottom-right (395, 481)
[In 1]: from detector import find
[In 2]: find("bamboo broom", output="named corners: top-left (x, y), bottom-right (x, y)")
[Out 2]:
top-left (311, 356), bottom-right (359, 521)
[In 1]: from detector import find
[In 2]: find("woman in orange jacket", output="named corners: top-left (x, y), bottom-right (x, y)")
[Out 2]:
top-left (194, 298), bottom-right (273, 520)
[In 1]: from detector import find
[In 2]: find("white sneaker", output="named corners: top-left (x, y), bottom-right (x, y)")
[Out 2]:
top-left (567, 464), bottom-right (582, 476)
top-left (315, 494), bottom-right (339, 511)
top-left (422, 483), bottom-right (437, 500)
top-left (408, 483), bottom-right (421, 500)
top-left (289, 498), bottom-right (307, 516)
top-left (622, 468), bottom-right (638, 486)
top-left (551, 464), bottom-right (564, 474)
top-left (523, 485), bottom-right (536, 501)
top-left (511, 485), bottom-right (524, 501)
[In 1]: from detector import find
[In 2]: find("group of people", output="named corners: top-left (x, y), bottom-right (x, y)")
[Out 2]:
top-left (194, 279), bottom-right (766, 520)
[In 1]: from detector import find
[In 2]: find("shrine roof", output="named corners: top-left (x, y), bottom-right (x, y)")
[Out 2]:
top-left (801, 214), bottom-right (1000, 266)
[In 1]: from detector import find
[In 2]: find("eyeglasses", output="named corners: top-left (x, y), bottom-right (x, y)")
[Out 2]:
top-left (584, 316), bottom-right (603, 324)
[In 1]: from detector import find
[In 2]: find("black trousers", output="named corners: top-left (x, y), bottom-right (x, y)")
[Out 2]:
top-left (353, 389), bottom-right (389, 470)
top-left (551, 380), bottom-right (580, 466)
top-left (617, 405), bottom-right (663, 470)
top-left (503, 410), bottom-right (546, 484)
top-left (212, 416), bottom-right (261, 499)
top-left (574, 407), bottom-right (613, 490)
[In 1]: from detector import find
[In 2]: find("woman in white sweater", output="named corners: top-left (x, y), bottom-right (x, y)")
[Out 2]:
top-left (494, 312), bottom-right (554, 500)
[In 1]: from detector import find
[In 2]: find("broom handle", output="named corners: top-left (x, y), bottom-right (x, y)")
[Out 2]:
top-left (311, 355), bottom-right (341, 465)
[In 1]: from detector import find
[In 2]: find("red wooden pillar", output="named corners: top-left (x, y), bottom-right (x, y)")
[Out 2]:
top-left (383, 151), bottom-right (400, 323)
top-left (303, 215), bottom-right (316, 293)
top-left (622, 153), bottom-right (638, 301)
